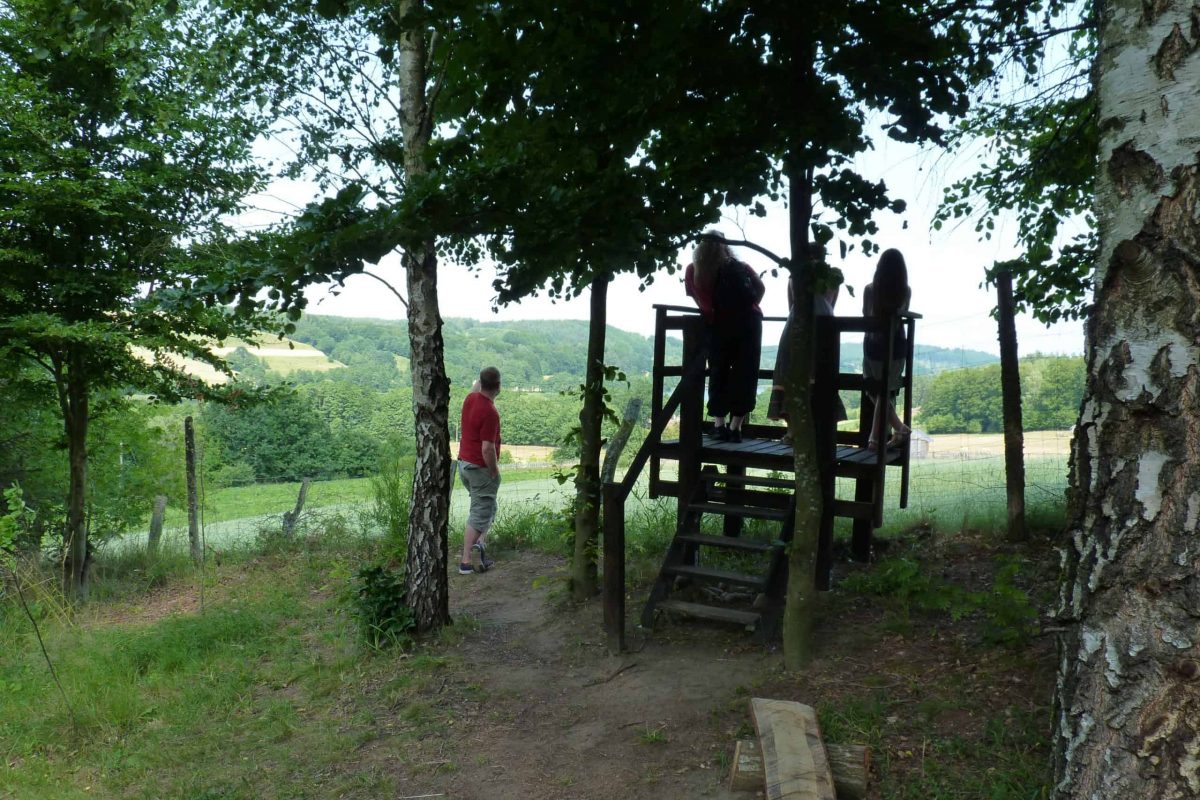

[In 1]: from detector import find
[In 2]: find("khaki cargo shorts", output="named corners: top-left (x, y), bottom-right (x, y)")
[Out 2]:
top-left (458, 460), bottom-right (501, 533)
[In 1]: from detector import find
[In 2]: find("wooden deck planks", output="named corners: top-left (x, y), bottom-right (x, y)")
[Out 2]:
top-left (750, 698), bottom-right (837, 800)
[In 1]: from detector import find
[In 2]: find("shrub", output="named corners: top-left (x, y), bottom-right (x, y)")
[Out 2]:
top-left (370, 438), bottom-right (413, 558)
top-left (350, 565), bottom-right (415, 650)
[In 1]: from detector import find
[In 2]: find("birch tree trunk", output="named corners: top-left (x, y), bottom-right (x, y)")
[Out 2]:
top-left (572, 275), bottom-right (609, 601)
top-left (399, 0), bottom-right (451, 632)
top-left (1053, 2), bottom-right (1200, 796)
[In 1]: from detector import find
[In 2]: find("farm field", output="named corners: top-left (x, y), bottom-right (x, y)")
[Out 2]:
top-left (917, 429), bottom-right (1072, 459)
top-left (123, 438), bottom-right (1069, 561)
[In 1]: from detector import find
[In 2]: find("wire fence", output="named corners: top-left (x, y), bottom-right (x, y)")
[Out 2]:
top-left (113, 426), bottom-right (1068, 561)
top-left (110, 467), bottom-right (582, 556)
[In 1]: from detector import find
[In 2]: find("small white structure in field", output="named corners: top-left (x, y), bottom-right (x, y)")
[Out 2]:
top-left (910, 430), bottom-right (933, 459)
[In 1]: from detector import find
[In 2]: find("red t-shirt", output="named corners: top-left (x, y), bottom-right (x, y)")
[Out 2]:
top-left (684, 260), bottom-right (763, 325)
top-left (458, 392), bottom-right (501, 467)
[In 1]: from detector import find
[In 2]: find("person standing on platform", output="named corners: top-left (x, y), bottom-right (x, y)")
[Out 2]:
top-left (684, 231), bottom-right (765, 443)
top-left (457, 367), bottom-right (502, 574)
top-left (862, 249), bottom-right (912, 452)
top-left (767, 274), bottom-right (848, 444)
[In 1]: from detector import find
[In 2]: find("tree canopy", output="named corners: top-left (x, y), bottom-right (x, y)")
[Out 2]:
top-left (0, 0), bottom-right (281, 597)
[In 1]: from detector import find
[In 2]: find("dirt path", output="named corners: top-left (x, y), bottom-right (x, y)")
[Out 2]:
top-left (416, 550), bottom-right (777, 800)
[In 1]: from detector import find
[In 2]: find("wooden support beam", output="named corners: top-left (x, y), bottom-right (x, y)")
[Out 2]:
top-left (750, 698), bottom-right (837, 800)
top-left (602, 483), bottom-right (625, 654)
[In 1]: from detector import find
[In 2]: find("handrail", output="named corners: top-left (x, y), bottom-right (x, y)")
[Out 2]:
top-left (651, 303), bottom-right (787, 323)
top-left (606, 344), bottom-right (708, 503)
top-left (605, 310), bottom-right (707, 654)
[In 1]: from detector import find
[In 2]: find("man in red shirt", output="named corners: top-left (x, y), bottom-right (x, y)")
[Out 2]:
top-left (457, 366), bottom-right (502, 574)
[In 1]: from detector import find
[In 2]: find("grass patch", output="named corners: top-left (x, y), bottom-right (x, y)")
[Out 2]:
top-left (0, 536), bottom-right (465, 800)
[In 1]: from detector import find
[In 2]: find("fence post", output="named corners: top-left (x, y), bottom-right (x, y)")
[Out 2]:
top-left (184, 417), bottom-right (201, 565)
top-left (283, 478), bottom-right (312, 536)
top-left (148, 495), bottom-right (167, 556)
top-left (996, 271), bottom-right (1027, 541)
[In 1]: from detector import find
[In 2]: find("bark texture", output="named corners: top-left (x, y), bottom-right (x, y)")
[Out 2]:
top-left (572, 275), bottom-right (609, 600)
top-left (996, 272), bottom-right (1027, 542)
top-left (782, 167), bottom-right (823, 668)
top-left (399, 1), bottom-right (451, 632)
top-left (1054, 2), bottom-right (1200, 797)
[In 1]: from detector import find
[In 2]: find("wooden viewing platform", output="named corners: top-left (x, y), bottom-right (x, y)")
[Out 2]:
top-left (602, 304), bottom-right (919, 653)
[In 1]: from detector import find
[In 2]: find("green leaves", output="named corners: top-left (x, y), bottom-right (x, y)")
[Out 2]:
top-left (933, 4), bottom-right (1096, 323)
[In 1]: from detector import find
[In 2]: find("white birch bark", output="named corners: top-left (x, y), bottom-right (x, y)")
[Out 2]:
top-left (398, 0), bottom-right (451, 631)
top-left (1054, 1), bottom-right (1200, 796)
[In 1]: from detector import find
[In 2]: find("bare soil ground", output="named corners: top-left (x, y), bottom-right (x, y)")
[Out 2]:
top-left (353, 537), bottom-right (1057, 800)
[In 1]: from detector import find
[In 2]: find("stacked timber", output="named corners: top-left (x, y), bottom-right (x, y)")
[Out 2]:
top-left (731, 698), bottom-right (871, 800)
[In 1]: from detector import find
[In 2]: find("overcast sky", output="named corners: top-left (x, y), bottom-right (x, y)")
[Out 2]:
top-left (254, 125), bottom-right (1086, 358)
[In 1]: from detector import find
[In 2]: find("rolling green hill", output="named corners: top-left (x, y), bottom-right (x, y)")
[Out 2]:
top-left (287, 315), bottom-right (682, 391)
top-left (289, 314), bottom-right (996, 391)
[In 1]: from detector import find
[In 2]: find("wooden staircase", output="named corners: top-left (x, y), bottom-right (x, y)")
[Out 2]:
top-left (642, 468), bottom-right (795, 635)
top-left (600, 304), bottom-right (920, 652)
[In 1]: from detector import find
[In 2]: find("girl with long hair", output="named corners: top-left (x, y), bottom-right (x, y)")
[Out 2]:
top-left (684, 231), bottom-right (765, 442)
top-left (862, 248), bottom-right (912, 451)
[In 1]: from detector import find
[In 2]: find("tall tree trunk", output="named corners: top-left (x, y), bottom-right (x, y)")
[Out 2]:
top-left (399, 0), bottom-right (451, 632)
top-left (1053, 3), bottom-right (1200, 797)
top-left (61, 351), bottom-right (89, 602)
top-left (996, 271), bottom-right (1027, 542)
top-left (782, 165), bottom-right (823, 669)
top-left (572, 274), bottom-right (609, 600)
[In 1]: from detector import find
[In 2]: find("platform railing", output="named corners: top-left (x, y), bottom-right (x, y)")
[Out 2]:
top-left (601, 304), bottom-right (918, 652)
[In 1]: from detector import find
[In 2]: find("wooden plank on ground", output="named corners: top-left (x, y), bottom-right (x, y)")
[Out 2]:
top-left (750, 698), bottom-right (837, 800)
top-left (731, 739), bottom-right (871, 799)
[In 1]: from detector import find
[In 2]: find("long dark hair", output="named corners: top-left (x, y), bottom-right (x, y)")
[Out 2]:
top-left (692, 230), bottom-right (733, 294)
top-left (872, 248), bottom-right (908, 316)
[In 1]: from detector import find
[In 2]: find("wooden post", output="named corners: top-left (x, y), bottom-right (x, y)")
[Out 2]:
top-left (282, 477), bottom-right (311, 536)
top-left (601, 397), bottom-right (643, 485)
top-left (147, 495), bottom-right (167, 556)
top-left (723, 463), bottom-right (746, 538)
top-left (996, 271), bottom-right (1027, 541)
top-left (184, 416), bottom-right (201, 565)
top-left (850, 392), bottom-right (875, 562)
top-left (677, 317), bottom-right (705, 556)
top-left (602, 483), bottom-right (625, 654)
top-left (649, 306), bottom-right (667, 497)
top-left (814, 316), bottom-right (838, 589)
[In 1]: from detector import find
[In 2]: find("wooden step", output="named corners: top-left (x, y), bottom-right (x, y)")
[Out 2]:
top-left (704, 473), bottom-right (796, 489)
top-left (664, 564), bottom-right (766, 589)
top-left (690, 501), bottom-right (789, 521)
top-left (831, 499), bottom-right (874, 521)
top-left (656, 599), bottom-right (760, 628)
top-left (676, 533), bottom-right (777, 553)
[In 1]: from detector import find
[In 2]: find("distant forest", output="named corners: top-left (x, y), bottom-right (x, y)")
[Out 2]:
top-left (291, 314), bottom-right (997, 392)
top-left (0, 312), bottom-right (1083, 546)
top-left (213, 315), bottom-right (1076, 468)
